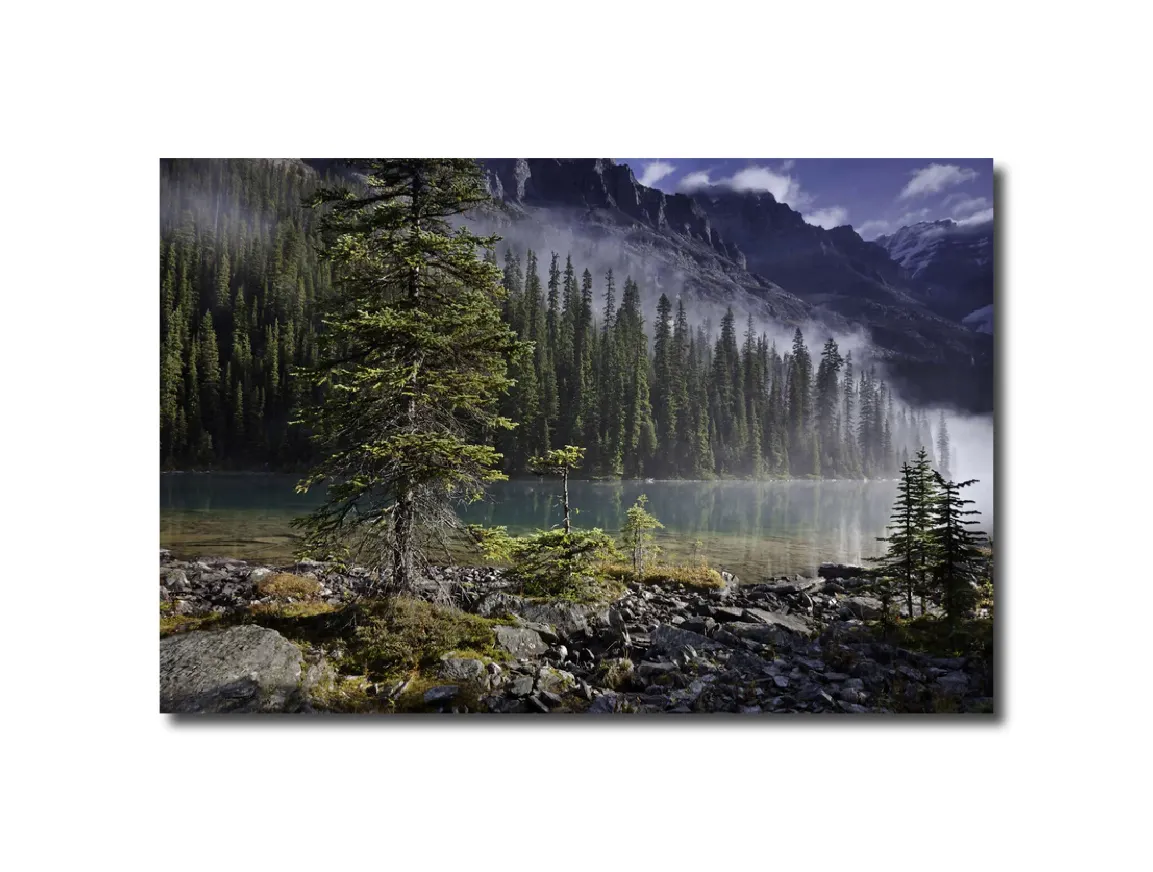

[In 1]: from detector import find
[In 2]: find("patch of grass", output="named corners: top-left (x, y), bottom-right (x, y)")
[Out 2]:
top-left (256, 573), bottom-right (322, 599)
top-left (160, 611), bottom-right (226, 637)
top-left (392, 671), bottom-right (488, 713)
top-left (596, 657), bottom-right (635, 691)
top-left (443, 647), bottom-right (512, 665)
top-left (885, 615), bottom-right (993, 660)
top-left (249, 600), bottom-right (339, 620)
top-left (522, 575), bottom-right (626, 604)
top-left (601, 561), bottom-right (725, 590)
top-left (308, 674), bottom-right (385, 714)
top-left (347, 598), bottom-right (508, 681)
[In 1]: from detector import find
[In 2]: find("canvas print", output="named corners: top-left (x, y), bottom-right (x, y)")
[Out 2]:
top-left (160, 158), bottom-right (994, 715)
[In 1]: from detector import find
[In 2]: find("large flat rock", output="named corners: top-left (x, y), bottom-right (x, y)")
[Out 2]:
top-left (160, 625), bottom-right (305, 714)
top-left (742, 608), bottom-right (815, 635)
top-left (493, 625), bottom-right (549, 657)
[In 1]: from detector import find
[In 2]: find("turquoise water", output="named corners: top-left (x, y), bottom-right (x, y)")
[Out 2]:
top-left (160, 473), bottom-right (973, 580)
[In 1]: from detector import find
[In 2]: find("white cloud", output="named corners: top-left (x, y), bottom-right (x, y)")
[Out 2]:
top-left (854, 208), bottom-right (935, 240)
top-left (727, 166), bottom-right (812, 209)
top-left (899, 163), bottom-right (978, 199)
top-left (898, 207), bottom-right (932, 225)
top-left (957, 207), bottom-right (994, 226)
top-left (856, 219), bottom-right (892, 240)
top-left (677, 161), bottom-right (820, 212)
top-left (948, 195), bottom-right (989, 218)
top-left (804, 206), bottom-right (850, 229)
top-left (638, 160), bottom-right (676, 188)
top-left (677, 162), bottom-right (846, 230)
top-left (678, 170), bottom-right (713, 191)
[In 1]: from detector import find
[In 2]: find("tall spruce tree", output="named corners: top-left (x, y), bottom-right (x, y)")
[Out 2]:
top-left (815, 337), bottom-right (844, 476)
top-left (652, 293), bottom-right (675, 476)
top-left (292, 159), bottom-right (526, 596)
top-left (929, 473), bottom-right (987, 627)
top-left (870, 457), bottom-right (935, 619)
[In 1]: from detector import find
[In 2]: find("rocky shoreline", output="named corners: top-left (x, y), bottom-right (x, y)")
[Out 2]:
top-left (159, 551), bottom-right (993, 714)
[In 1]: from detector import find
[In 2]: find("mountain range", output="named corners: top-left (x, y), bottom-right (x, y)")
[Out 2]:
top-left (474, 159), bottom-right (993, 413)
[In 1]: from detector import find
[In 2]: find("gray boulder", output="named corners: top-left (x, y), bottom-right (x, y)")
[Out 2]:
top-left (493, 625), bottom-right (549, 657)
top-left (472, 591), bottom-right (528, 619)
top-left (519, 602), bottom-right (604, 637)
top-left (753, 577), bottom-right (822, 596)
top-left (649, 625), bottom-right (726, 655)
top-left (508, 673), bottom-right (535, 697)
top-left (519, 620), bottom-right (560, 644)
top-left (680, 616), bottom-right (716, 636)
top-left (160, 569), bottom-right (190, 593)
top-left (842, 596), bottom-right (885, 621)
top-left (742, 608), bottom-right (814, 636)
top-left (536, 666), bottom-right (576, 694)
top-left (423, 685), bottom-right (460, 704)
top-left (587, 692), bottom-right (623, 713)
top-left (439, 656), bottom-right (487, 685)
top-left (160, 625), bottom-right (306, 713)
top-left (247, 567), bottom-right (275, 584)
top-left (712, 606), bottom-right (745, 622)
top-left (720, 622), bottom-right (793, 647)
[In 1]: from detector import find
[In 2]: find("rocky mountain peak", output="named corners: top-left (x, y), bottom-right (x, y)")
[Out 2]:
top-left (482, 158), bottom-right (746, 266)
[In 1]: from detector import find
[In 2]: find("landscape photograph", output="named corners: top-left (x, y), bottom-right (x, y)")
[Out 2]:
top-left (159, 157), bottom-right (995, 715)
top-left (16, 1), bottom-right (1153, 868)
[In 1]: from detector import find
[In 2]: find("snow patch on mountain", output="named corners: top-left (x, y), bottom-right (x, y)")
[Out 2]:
top-left (875, 219), bottom-right (992, 278)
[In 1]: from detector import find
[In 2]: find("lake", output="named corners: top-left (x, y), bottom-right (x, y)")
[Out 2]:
top-left (160, 474), bottom-right (994, 581)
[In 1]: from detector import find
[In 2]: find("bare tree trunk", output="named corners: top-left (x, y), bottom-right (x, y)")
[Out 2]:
top-left (562, 468), bottom-right (571, 534)
top-left (392, 484), bottom-right (414, 594)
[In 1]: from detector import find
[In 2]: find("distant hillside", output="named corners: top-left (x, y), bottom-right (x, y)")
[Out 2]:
top-left (477, 159), bottom-right (992, 412)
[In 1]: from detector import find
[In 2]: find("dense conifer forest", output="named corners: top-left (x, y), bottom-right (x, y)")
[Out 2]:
top-left (159, 159), bottom-right (948, 479)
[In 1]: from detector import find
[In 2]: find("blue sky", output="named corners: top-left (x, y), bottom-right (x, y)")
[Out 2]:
top-left (616, 158), bottom-right (994, 240)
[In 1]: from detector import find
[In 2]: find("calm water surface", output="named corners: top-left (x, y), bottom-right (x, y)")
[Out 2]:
top-left (160, 474), bottom-right (993, 581)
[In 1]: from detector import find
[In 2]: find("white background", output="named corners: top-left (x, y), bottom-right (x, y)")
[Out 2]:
top-left (2, 2), bottom-right (1150, 870)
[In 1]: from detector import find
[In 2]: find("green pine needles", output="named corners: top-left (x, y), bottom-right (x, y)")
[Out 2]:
top-left (869, 447), bottom-right (990, 628)
top-left (622, 495), bottom-right (664, 577)
top-left (291, 159), bottom-right (529, 597)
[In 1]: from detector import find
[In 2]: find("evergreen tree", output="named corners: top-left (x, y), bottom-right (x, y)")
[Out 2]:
top-left (710, 308), bottom-right (746, 474)
top-left (741, 315), bottom-right (765, 476)
top-left (617, 276), bottom-right (655, 476)
top-left (597, 270), bottom-right (624, 476)
top-left (815, 337), bottom-right (844, 476)
top-left (787, 327), bottom-right (812, 475)
top-left (870, 458), bottom-right (934, 620)
top-left (622, 494), bottom-right (664, 576)
top-left (292, 159), bottom-right (525, 596)
top-left (652, 293), bottom-right (675, 476)
top-left (929, 473), bottom-right (987, 627)
top-left (576, 268), bottom-right (599, 471)
top-left (670, 299), bottom-right (693, 477)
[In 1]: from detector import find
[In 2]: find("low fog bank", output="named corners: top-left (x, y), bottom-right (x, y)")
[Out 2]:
top-left (923, 409), bottom-right (995, 532)
top-left (465, 206), bottom-right (996, 530)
